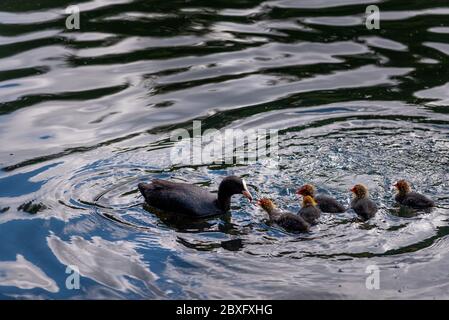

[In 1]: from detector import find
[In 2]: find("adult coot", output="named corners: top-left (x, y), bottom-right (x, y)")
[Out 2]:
top-left (138, 175), bottom-right (252, 217)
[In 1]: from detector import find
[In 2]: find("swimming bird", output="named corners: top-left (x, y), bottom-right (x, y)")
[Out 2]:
top-left (394, 179), bottom-right (435, 209)
top-left (297, 184), bottom-right (345, 213)
top-left (350, 184), bottom-right (377, 220)
top-left (138, 175), bottom-right (252, 217)
top-left (298, 195), bottom-right (321, 224)
top-left (257, 198), bottom-right (310, 232)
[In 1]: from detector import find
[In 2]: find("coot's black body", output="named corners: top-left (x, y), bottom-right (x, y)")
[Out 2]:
top-left (298, 206), bottom-right (321, 225)
top-left (297, 184), bottom-right (345, 213)
top-left (258, 198), bottom-right (310, 233)
top-left (315, 194), bottom-right (346, 213)
top-left (138, 176), bottom-right (252, 217)
top-left (394, 180), bottom-right (435, 209)
top-left (350, 198), bottom-right (377, 220)
top-left (395, 192), bottom-right (434, 209)
top-left (275, 211), bottom-right (310, 232)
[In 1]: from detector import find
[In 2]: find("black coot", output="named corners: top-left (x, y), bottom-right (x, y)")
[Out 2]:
top-left (138, 176), bottom-right (252, 217)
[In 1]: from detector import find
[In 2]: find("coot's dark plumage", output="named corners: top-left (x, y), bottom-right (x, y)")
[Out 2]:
top-left (297, 184), bottom-right (345, 213)
top-left (138, 176), bottom-right (252, 217)
top-left (350, 184), bottom-right (377, 220)
top-left (298, 195), bottom-right (321, 225)
top-left (257, 198), bottom-right (310, 232)
top-left (394, 179), bottom-right (435, 209)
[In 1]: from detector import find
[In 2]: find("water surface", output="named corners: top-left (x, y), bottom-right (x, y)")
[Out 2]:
top-left (0, 0), bottom-right (449, 299)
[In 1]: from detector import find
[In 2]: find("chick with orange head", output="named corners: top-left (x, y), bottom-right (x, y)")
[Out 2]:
top-left (297, 184), bottom-right (345, 213)
top-left (350, 184), bottom-right (377, 220)
top-left (257, 198), bottom-right (310, 233)
top-left (394, 179), bottom-right (434, 209)
top-left (297, 195), bottom-right (321, 225)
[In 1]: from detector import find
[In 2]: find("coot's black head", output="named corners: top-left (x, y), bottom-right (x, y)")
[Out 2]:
top-left (218, 176), bottom-right (253, 201)
top-left (138, 182), bottom-right (151, 198)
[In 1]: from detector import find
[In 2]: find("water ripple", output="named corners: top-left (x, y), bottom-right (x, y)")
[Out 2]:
top-left (0, 0), bottom-right (449, 299)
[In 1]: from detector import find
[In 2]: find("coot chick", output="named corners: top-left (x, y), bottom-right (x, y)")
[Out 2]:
top-left (138, 176), bottom-right (252, 217)
top-left (297, 184), bottom-right (346, 213)
top-left (350, 184), bottom-right (377, 220)
top-left (298, 195), bottom-right (321, 225)
top-left (394, 179), bottom-right (435, 209)
top-left (257, 198), bottom-right (310, 232)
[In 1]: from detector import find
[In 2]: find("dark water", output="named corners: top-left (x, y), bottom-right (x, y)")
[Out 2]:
top-left (1, 0), bottom-right (449, 299)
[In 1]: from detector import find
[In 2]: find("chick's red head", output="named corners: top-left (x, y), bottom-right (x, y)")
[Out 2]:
top-left (302, 195), bottom-right (317, 207)
top-left (256, 198), bottom-right (276, 211)
top-left (297, 184), bottom-right (315, 196)
top-left (351, 184), bottom-right (368, 198)
top-left (394, 179), bottom-right (411, 193)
